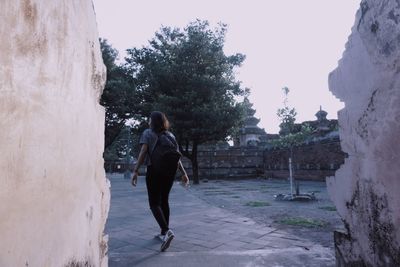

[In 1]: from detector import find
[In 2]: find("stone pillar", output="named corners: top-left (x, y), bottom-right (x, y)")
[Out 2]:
top-left (0, 1), bottom-right (110, 266)
top-left (327, 0), bottom-right (400, 266)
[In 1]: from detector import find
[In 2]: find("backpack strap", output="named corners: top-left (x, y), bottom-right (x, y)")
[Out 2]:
top-left (149, 130), bottom-right (166, 156)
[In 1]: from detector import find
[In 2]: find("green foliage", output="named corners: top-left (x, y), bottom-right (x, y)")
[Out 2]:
top-left (270, 87), bottom-right (312, 150)
top-left (100, 38), bottom-right (119, 75)
top-left (126, 20), bottom-right (247, 183)
top-left (245, 201), bottom-right (271, 207)
top-left (318, 206), bottom-right (337, 212)
top-left (230, 94), bottom-right (253, 143)
top-left (268, 124), bottom-right (312, 150)
top-left (276, 217), bottom-right (327, 228)
top-left (103, 126), bottom-right (139, 162)
top-left (333, 123), bottom-right (339, 131)
top-left (277, 87), bottom-right (297, 135)
top-left (99, 39), bottom-right (138, 149)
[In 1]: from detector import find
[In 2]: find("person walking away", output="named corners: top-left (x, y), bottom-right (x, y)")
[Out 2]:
top-left (131, 111), bottom-right (189, 252)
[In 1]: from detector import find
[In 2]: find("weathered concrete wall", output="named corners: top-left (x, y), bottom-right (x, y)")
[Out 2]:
top-left (0, 1), bottom-right (110, 266)
top-left (327, 0), bottom-right (400, 265)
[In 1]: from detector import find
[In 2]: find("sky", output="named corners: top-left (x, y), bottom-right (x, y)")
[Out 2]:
top-left (93, 0), bottom-right (361, 133)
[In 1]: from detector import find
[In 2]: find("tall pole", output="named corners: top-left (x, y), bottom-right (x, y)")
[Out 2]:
top-left (289, 157), bottom-right (293, 198)
top-left (124, 127), bottom-right (131, 179)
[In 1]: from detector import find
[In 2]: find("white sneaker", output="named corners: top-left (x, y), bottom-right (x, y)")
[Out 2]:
top-left (155, 234), bottom-right (165, 242)
top-left (160, 230), bottom-right (174, 252)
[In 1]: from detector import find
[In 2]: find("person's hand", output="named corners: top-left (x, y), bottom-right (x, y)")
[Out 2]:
top-left (131, 171), bottom-right (138, 187)
top-left (181, 174), bottom-right (189, 187)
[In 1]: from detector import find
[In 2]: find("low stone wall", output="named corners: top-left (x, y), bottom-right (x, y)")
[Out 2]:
top-left (264, 137), bottom-right (346, 181)
top-left (181, 147), bottom-right (264, 179)
top-left (180, 137), bottom-right (345, 181)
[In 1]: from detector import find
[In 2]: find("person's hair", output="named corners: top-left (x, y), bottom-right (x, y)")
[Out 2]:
top-left (149, 111), bottom-right (170, 133)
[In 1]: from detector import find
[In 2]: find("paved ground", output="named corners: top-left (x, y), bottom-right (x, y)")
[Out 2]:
top-left (106, 174), bottom-right (336, 267)
top-left (190, 178), bottom-right (344, 249)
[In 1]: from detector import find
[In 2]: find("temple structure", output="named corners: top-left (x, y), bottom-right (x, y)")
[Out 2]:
top-left (289, 106), bottom-right (338, 137)
top-left (237, 98), bottom-right (269, 147)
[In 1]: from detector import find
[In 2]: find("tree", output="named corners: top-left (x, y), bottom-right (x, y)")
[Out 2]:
top-left (272, 86), bottom-right (313, 156)
top-left (269, 124), bottom-right (313, 154)
top-left (270, 87), bottom-right (312, 197)
top-left (277, 87), bottom-right (297, 135)
top-left (126, 20), bottom-right (247, 184)
top-left (103, 126), bottom-right (140, 162)
top-left (99, 39), bottom-right (138, 149)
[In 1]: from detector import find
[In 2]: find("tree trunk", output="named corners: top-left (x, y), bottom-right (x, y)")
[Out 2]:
top-left (191, 142), bottom-right (199, 184)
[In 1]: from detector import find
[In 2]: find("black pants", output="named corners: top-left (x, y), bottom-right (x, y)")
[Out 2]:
top-left (145, 165), bottom-right (175, 235)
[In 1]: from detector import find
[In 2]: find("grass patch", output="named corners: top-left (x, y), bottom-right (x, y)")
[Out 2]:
top-left (236, 188), bottom-right (258, 192)
top-left (204, 191), bottom-right (234, 196)
top-left (266, 186), bottom-right (288, 189)
top-left (245, 201), bottom-right (271, 207)
top-left (276, 217), bottom-right (327, 228)
top-left (319, 206), bottom-right (337, 211)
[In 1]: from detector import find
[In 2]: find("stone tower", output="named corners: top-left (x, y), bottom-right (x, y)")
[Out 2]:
top-left (238, 98), bottom-right (268, 147)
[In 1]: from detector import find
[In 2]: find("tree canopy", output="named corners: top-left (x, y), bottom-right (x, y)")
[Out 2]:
top-left (125, 20), bottom-right (247, 183)
top-left (100, 38), bottom-right (138, 149)
top-left (277, 87), bottom-right (297, 135)
top-left (271, 86), bottom-right (312, 153)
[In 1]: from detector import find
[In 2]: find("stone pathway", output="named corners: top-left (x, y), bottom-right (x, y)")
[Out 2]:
top-left (106, 174), bottom-right (335, 266)
top-left (189, 179), bottom-right (343, 249)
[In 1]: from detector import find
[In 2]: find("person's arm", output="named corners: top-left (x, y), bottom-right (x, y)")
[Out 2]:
top-left (178, 160), bottom-right (189, 186)
top-left (178, 160), bottom-right (186, 176)
top-left (131, 144), bottom-right (148, 187)
top-left (168, 132), bottom-right (189, 186)
top-left (134, 144), bottom-right (148, 173)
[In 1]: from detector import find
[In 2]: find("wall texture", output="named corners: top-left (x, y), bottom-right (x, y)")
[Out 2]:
top-left (327, 0), bottom-right (400, 265)
top-left (181, 147), bottom-right (265, 179)
top-left (0, 1), bottom-right (110, 266)
top-left (264, 135), bottom-right (345, 181)
top-left (179, 137), bottom-right (345, 181)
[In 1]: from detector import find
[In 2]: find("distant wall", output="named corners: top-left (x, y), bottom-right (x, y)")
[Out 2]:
top-left (0, 1), bottom-right (110, 266)
top-left (264, 136), bottom-right (346, 181)
top-left (180, 137), bottom-right (345, 181)
top-left (181, 148), bottom-right (265, 179)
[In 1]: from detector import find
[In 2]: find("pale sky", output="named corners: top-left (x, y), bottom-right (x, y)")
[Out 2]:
top-left (93, 0), bottom-right (361, 133)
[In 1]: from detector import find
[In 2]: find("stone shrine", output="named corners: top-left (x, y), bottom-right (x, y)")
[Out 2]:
top-left (236, 98), bottom-right (269, 147)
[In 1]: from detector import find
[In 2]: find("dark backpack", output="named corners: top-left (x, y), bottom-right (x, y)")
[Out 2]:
top-left (150, 131), bottom-right (182, 176)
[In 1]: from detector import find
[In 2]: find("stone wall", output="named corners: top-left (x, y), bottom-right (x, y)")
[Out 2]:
top-left (0, 1), bottom-right (110, 266)
top-left (327, 0), bottom-right (400, 265)
top-left (181, 147), bottom-right (265, 179)
top-left (180, 136), bottom-right (345, 181)
top-left (264, 135), bottom-right (346, 181)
